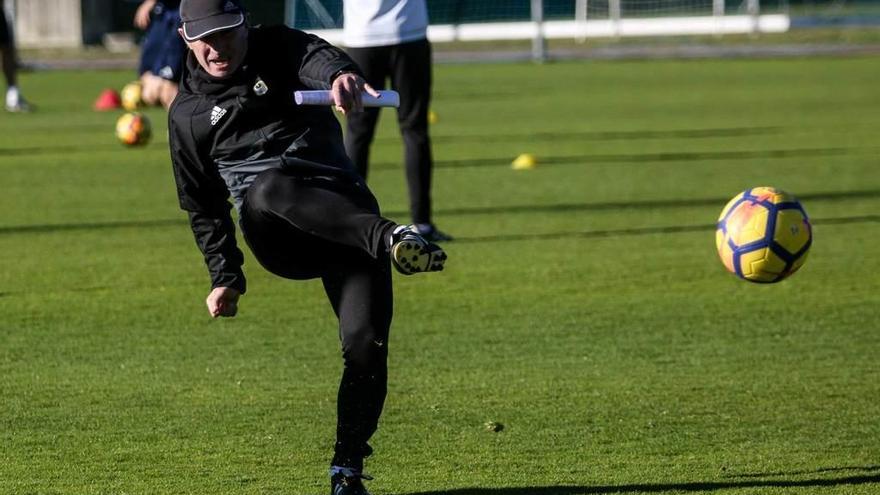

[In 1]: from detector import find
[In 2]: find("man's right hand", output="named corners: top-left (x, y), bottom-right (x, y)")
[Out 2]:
top-left (134, 0), bottom-right (156, 30)
top-left (206, 287), bottom-right (240, 318)
top-left (331, 72), bottom-right (380, 115)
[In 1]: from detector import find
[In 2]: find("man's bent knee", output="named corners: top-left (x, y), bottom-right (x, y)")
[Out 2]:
top-left (342, 330), bottom-right (389, 370)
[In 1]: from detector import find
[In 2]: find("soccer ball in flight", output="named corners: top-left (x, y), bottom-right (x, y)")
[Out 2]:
top-left (715, 187), bottom-right (811, 283)
top-left (115, 112), bottom-right (152, 147)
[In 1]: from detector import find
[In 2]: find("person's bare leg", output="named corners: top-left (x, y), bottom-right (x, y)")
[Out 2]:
top-left (140, 73), bottom-right (163, 107)
top-left (159, 80), bottom-right (178, 109)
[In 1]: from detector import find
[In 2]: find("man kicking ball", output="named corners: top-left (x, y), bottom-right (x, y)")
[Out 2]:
top-left (168, 1), bottom-right (447, 494)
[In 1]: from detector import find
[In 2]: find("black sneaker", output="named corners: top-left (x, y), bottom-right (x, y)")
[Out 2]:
top-left (390, 225), bottom-right (448, 275)
top-left (330, 471), bottom-right (373, 495)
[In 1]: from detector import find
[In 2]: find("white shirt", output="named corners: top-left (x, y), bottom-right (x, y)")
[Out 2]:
top-left (343, 0), bottom-right (429, 48)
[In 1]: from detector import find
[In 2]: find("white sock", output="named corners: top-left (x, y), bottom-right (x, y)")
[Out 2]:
top-left (6, 86), bottom-right (19, 107)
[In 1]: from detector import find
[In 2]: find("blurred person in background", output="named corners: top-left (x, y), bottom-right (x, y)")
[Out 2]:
top-left (134, 0), bottom-right (185, 108)
top-left (1, 0), bottom-right (30, 112)
top-left (343, 0), bottom-right (452, 242)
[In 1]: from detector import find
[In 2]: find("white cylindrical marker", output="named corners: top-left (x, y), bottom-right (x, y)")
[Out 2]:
top-left (294, 90), bottom-right (400, 108)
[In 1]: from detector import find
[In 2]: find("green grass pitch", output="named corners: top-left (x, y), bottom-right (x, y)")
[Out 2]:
top-left (1, 55), bottom-right (879, 494)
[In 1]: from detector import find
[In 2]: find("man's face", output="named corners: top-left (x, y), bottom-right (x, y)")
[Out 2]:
top-left (180, 26), bottom-right (248, 79)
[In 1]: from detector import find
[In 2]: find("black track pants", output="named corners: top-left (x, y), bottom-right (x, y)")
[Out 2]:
top-left (239, 167), bottom-right (397, 470)
top-left (344, 38), bottom-right (433, 225)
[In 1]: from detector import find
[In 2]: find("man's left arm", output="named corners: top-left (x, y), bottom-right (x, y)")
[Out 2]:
top-left (294, 29), bottom-right (359, 89)
top-left (292, 29), bottom-right (379, 114)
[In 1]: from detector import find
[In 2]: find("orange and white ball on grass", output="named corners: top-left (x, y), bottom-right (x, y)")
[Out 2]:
top-left (716, 187), bottom-right (812, 283)
top-left (115, 112), bottom-right (152, 146)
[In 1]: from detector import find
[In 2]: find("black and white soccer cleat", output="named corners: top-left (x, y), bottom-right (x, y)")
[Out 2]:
top-left (390, 225), bottom-right (448, 275)
top-left (330, 471), bottom-right (373, 495)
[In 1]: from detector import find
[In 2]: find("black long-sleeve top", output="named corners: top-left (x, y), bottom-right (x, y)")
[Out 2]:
top-left (168, 25), bottom-right (360, 294)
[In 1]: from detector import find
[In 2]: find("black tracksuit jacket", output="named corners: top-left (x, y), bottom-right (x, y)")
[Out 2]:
top-left (168, 26), bottom-right (361, 295)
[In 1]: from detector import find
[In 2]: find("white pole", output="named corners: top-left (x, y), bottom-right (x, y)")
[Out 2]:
top-left (712, 0), bottom-right (724, 36)
top-left (610, 0), bottom-right (622, 38)
top-left (452, 2), bottom-right (461, 42)
top-left (285, 0), bottom-right (297, 28)
top-left (747, 0), bottom-right (760, 34)
top-left (531, 0), bottom-right (547, 63)
top-left (575, 0), bottom-right (588, 44)
top-left (304, 0), bottom-right (337, 28)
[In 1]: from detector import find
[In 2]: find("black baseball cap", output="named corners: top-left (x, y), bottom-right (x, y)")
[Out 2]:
top-left (180, 0), bottom-right (245, 41)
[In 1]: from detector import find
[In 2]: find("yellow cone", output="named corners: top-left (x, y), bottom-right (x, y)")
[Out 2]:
top-left (428, 110), bottom-right (439, 125)
top-left (511, 153), bottom-right (537, 170)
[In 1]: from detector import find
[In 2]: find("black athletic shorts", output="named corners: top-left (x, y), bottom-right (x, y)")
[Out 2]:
top-left (138, 3), bottom-right (186, 82)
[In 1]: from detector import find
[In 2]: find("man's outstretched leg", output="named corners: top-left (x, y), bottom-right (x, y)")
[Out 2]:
top-left (244, 168), bottom-right (446, 275)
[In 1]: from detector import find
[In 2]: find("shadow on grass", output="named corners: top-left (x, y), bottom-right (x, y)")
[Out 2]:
top-left (0, 218), bottom-right (185, 235)
top-left (373, 146), bottom-right (860, 171)
top-left (0, 126), bottom-right (780, 158)
top-left (1, 213), bottom-right (878, 239)
top-left (1, 144), bottom-right (856, 166)
top-left (378, 126), bottom-right (782, 146)
top-left (0, 142), bottom-right (169, 156)
top-left (412, 188), bottom-right (880, 218)
top-left (408, 469), bottom-right (880, 495)
top-left (2, 187), bottom-right (877, 236)
top-left (725, 464), bottom-right (880, 479)
top-left (451, 215), bottom-right (880, 244)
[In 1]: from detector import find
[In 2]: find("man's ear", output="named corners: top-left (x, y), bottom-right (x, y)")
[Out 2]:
top-left (177, 27), bottom-right (187, 42)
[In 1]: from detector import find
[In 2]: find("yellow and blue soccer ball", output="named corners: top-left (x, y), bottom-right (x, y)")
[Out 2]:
top-left (121, 81), bottom-right (144, 111)
top-left (115, 112), bottom-right (152, 147)
top-left (715, 187), bottom-right (811, 283)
